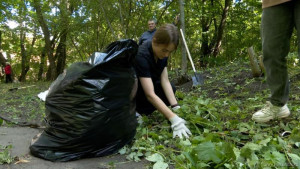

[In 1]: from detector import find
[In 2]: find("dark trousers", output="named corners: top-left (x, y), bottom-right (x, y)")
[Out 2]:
top-left (5, 74), bottom-right (12, 83)
top-left (136, 81), bottom-right (176, 115)
top-left (262, 1), bottom-right (300, 106)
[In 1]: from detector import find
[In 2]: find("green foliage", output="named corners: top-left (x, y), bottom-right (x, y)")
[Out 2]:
top-left (0, 82), bottom-right (49, 125)
top-left (0, 145), bottom-right (13, 164)
top-left (120, 58), bottom-right (300, 169)
top-left (1, 0), bottom-right (299, 80)
top-left (183, 141), bottom-right (236, 168)
top-left (0, 49), bottom-right (299, 169)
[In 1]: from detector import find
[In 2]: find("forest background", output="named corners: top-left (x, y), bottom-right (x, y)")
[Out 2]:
top-left (1, 0), bottom-right (298, 82)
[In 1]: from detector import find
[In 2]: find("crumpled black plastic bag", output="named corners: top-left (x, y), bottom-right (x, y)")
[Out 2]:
top-left (30, 39), bottom-right (138, 162)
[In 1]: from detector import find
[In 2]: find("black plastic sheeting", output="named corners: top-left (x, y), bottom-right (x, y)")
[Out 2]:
top-left (30, 39), bottom-right (138, 162)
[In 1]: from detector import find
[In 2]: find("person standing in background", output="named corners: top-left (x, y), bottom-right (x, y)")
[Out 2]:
top-left (4, 62), bottom-right (12, 83)
top-left (138, 19), bottom-right (157, 46)
top-left (252, 0), bottom-right (299, 123)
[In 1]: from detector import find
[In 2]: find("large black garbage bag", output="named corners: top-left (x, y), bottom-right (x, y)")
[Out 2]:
top-left (30, 39), bottom-right (138, 162)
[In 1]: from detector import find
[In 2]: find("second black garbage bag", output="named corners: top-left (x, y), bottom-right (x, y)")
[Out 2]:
top-left (30, 39), bottom-right (138, 162)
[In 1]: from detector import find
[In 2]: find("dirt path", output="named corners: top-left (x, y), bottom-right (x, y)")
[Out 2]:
top-left (0, 127), bottom-right (149, 169)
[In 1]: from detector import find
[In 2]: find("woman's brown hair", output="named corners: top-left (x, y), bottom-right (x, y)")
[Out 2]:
top-left (152, 24), bottom-right (179, 49)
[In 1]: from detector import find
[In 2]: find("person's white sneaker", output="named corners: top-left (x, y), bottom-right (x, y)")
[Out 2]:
top-left (252, 101), bottom-right (290, 123)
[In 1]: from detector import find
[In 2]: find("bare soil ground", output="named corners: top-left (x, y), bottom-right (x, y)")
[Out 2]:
top-left (0, 127), bottom-right (149, 169)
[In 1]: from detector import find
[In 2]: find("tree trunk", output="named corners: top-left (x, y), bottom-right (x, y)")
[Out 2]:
top-left (18, 1), bottom-right (29, 82)
top-left (179, 0), bottom-right (187, 73)
top-left (19, 30), bottom-right (28, 82)
top-left (248, 46), bottom-right (262, 77)
top-left (55, 0), bottom-right (72, 76)
top-left (200, 19), bottom-right (212, 67)
top-left (38, 47), bottom-right (46, 81)
top-left (0, 30), bottom-right (2, 50)
top-left (0, 52), bottom-right (6, 67)
top-left (212, 0), bottom-right (231, 57)
top-left (258, 55), bottom-right (265, 74)
top-left (125, 0), bottom-right (132, 38)
top-left (118, 0), bottom-right (127, 38)
top-left (33, 0), bottom-right (56, 80)
top-left (199, 0), bottom-right (212, 67)
top-left (0, 30), bottom-right (5, 67)
top-left (55, 31), bottom-right (67, 76)
top-left (100, 0), bottom-right (117, 40)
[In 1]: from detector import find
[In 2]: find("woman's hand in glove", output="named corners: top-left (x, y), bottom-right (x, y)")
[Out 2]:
top-left (169, 115), bottom-right (192, 139)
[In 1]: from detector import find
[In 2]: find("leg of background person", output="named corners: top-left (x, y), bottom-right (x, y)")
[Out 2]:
top-left (8, 74), bottom-right (12, 83)
top-left (262, 3), bottom-right (294, 106)
top-left (5, 75), bottom-right (8, 83)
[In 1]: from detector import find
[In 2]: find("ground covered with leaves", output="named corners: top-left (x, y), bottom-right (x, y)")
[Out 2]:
top-left (1, 55), bottom-right (300, 168)
top-left (123, 55), bottom-right (300, 169)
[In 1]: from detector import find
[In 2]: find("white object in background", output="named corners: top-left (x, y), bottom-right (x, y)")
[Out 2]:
top-left (37, 90), bottom-right (49, 101)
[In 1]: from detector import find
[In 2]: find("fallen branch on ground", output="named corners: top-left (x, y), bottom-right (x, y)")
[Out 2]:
top-left (0, 114), bottom-right (43, 128)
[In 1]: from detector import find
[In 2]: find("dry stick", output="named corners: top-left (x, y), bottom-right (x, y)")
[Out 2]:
top-left (0, 114), bottom-right (42, 128)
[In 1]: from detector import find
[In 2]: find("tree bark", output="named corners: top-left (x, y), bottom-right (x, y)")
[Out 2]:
top-left (0, 30), bottom-right (2, 50)
top-left (212, 0), bottom-right (231, 57)
top-left (248, 46), bottom-right (262, 77)
top-left (126, 0), bottom-right (132, 38)
top-left (118, 0), bottom-right (127, 38)
top-left (55, 31), bottom-right (67, 76)
top-left (19, 29), bottom-right (28, 82)
top-left (179, 0), bottom-right (187, 73)
top-left (38, 47), bottom-right (46, 81)
top-left (0, 30), bottom-right (6, 67)
top-left (0, 52), bottom-right (6, 67)
top-left (258, 55), bottom-right (265, 74)
top-left (55, 0), bottom-right (72, 76)
top-left (199, 0), bottom-right (212, 67)
top-left (33, 0), bottom-right (57, 80)
top-left (200, 19), bottom-right (212, 67)
top-left (18, 1), bottom-right (29, 82)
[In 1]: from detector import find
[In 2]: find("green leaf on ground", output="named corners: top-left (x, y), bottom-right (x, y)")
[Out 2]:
top-left (146, 153), bottom-right (164, 162)
top-left (0, 145), bottom-right (13, 164)
top-left (288, 153), bottom-right (300, 169)
top-left (153, 161), bottom-right (168, 169)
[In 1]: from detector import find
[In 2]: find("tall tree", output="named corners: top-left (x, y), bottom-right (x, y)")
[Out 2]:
top-left (0, 30), bottom-right (6, 67)
top-left (33, 0), bottom-right (56, 80)
top-left (55, 0), bottom-right (74, 76)
top-left (179, 0), bottom-right (187, 73)
top-left (18, 0), bottom-right (30, 81)
top-left (211, 0), bottom-right (232, 57)
top-left (37, 46), bottom-right (46, 80)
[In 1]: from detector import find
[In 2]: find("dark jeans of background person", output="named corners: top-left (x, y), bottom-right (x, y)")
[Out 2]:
top-left (262, 1), bottom-right (300, 107)
top-left (136, 81), bottom-right (176, 115)
top-left (5, 74), bottom-right (12, 83)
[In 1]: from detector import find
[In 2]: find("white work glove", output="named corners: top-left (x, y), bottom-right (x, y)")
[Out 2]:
top-left (169, 115), bottom-right (192, 139)
top-left (172, 105), bottom-right (181, 111)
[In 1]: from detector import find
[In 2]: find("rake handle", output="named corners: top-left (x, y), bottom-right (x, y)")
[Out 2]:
top-left (180, 29), bottom-right (196, 73)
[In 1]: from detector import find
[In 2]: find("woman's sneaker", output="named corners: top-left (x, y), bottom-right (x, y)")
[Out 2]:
top-left (252, 101), bottom-right (290, 123)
